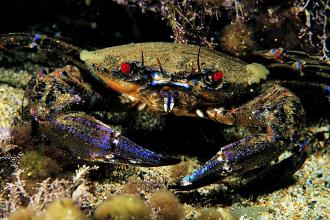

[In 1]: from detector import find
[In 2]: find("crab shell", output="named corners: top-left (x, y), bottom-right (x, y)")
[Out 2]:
top-left (80, 42), bottom-right (269, 115)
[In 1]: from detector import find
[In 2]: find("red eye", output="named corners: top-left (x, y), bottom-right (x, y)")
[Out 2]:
top-left (212, 71), bottom-right (223, 82)
top-left (120, 62), bottom-right (131, 74)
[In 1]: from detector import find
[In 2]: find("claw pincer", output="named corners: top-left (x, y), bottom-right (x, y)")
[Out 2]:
top-left (45, 114), bottom-right (178, 166)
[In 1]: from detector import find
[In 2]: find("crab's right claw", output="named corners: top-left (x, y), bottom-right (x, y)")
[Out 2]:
top-left (48, 113), bottom-right (180, 167)
top-left (110, 135), bottom-right (181, 166)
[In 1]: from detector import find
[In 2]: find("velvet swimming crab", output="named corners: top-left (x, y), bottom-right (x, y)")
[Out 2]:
top-left (0, 33), bottom-right (329, 190)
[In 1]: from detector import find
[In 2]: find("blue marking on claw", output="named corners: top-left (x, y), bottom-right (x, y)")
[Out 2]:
top-left (115, 136), bottom-right (177, 165)
top-left (51, 115), bottom-right (180, 166)
top-left (106, 135), bottom-right (180, 166)
top-left (181, 159), bottom-right (222, 187)
top-left (54, 119), bottom-right (112, 151)
top-left (54, 116), bottom-right (114, 151)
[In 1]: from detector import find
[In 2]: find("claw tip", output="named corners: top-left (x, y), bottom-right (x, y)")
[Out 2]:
top-left (180, 180), bottom-right (192, 187)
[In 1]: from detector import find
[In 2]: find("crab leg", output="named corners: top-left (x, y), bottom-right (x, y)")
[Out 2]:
top-left (27, 65), bottom-right (179, 166)
top-left (0, 33), bottom-right (81, 60)
top-left (175, 85), bottom-right (306, 189)
top-left (253, 48), bottom-right (330, 81)
top-left (0, 33), bottom-right (90, 74)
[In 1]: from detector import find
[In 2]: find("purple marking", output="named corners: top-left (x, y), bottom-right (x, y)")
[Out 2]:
top-left (182, 158), bottom-right (221, 183)
top-left (115, 136), bottom-right (163, 164)
top-left (29, 34), bottom-right (42, 49)
top-left (63, 116), bottom-right (114, 133)
top-left (222, 135), bottom-right (255, 162)
top-left (55, 121), bottom-right (112, 150)
top-left (39, 68), bottom-right (47, 77)
top-left (72, 95), bottom-right (82, 103)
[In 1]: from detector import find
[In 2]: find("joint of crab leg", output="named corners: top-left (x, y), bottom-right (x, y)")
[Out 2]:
top-left (109, 130), bottom-right (121, 147)
top-left (36, 68), bottom-right (48, 78)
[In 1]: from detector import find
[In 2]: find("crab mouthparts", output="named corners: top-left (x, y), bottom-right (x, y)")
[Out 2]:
top-left (163, 95), bottom-right (175, 113)
top-left (161, 91), bottom-right (177, 113)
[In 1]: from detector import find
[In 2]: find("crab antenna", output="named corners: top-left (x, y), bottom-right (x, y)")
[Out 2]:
top-left (141, 50), bottom-right (144, 66)
top-left (157, 58), bottom-right (164, 75)
top-left (191, 61), bottom-right (196, 74)
top-left (197, 46), bottom-right (201, 73)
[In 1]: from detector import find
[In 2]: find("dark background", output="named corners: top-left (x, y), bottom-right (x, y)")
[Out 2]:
top-left (0, 0), bottom-right (172, 49)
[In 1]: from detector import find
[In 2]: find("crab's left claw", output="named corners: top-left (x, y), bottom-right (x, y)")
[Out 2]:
top-left (172, 136), bottom-right (308, 191)
top-left (172, 155), bottom-right (227, 190)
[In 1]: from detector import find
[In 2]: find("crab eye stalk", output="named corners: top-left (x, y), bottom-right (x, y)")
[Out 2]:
top-left (203, 70), bottom-right (224, 87)
top-left (118, 61), bottom-right (150, 82)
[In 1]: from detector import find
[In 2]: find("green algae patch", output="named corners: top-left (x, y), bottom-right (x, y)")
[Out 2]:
top-left (149, 190), bottom-right (185, 220)
top-left (94, 194), bottom-right (151, 220)
top-left (46, 198), bottom-right (87, 220)
top-left (19, 151), bottom-right (61, 179)
top-left (8, 207), bottom-right (42, 220)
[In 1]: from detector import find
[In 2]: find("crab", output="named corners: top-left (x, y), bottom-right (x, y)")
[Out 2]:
top-left (0, 33), bottom-right (329, 190)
